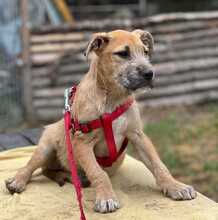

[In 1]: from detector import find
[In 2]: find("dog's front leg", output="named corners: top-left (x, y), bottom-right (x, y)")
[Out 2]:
top-left (73, 132), bottom-right (120, 213)
top-left (5, 141), bottom-right (54, 194)
top-left (127, 130), bottom-right (197, 200)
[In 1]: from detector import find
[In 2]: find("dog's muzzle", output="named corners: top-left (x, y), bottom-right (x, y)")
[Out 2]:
top-left (119, 69), bottom-right (155, 91)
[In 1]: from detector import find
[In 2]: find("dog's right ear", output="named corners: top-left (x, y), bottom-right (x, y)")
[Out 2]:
top-left (132, 29), bottom-right (154, 57)
top-left (84, 33), bottom-right (110, 58)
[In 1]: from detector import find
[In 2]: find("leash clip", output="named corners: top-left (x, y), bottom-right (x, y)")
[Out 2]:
top-left (64, 88), bottom-right (71, 113)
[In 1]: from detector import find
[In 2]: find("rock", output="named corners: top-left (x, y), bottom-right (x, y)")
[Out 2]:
top-left (0, 146), bottom-right (218, 220)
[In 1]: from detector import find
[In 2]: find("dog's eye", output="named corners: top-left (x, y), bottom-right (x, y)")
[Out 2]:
top-left (114, 50), bottom-right (130, 59)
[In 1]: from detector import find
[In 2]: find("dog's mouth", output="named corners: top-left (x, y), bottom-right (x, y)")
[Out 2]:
top-left (119, 77), bottom-right (154, 91)
top-left (133, 80), bottom-right (154, 91)
top-left (147, 80), bottom-right (154, 89)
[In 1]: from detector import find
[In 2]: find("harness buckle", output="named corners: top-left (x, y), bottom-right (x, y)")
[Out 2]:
top-left (64, 88), bottom-right (72, 113)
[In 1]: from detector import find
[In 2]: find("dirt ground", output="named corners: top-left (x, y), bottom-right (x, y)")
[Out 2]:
top-left (137, 103), bottom-right (218, 202)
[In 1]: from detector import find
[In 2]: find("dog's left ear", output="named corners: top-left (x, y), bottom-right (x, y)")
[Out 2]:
top-left (84, 33), bottom-right (110, 58)
top-left (132, 29), bottom-right (154, 57)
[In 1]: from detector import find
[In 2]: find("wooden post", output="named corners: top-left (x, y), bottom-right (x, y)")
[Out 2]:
top-left (139, 0), bottom-right (147, 17)
top-left (21, 0), bottom-right (34, 123)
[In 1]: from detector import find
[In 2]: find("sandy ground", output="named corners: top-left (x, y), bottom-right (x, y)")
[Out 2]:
top-left (0, 146), bottom-right (218, 220)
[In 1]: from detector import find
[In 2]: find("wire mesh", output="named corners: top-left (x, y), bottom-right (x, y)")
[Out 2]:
top-left (0, 0), bottom-right (23, 131)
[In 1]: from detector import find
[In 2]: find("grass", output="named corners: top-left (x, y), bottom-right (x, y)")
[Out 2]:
top-left (203, 161), bottom-right (218, 172)
top-left (130, 103), bottom-right (218, 202)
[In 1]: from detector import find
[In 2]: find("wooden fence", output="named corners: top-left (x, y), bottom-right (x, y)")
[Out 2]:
top-left (27, 11), bottom-right (218, 121)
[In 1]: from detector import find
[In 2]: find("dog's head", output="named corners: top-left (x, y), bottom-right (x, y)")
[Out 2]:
top-left (85, 29), bottom-right (155, 91)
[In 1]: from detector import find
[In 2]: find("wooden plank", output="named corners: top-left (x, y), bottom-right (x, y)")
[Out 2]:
top-left (32, 74), bottom-right (82, 87)
top-left (145, 11), bottom-right (218, 24)
top-left (32, 63), bottom-right (88, 77)
top-left (137, 79), bottom-right (218, 100)
top-left (154, 28), bottom-right (218, 43)
top-left (34, 98), bottom-right (63, 108)
top-left (36, 108), bottom-right (63, 121)
top-left (153, 46), bottom-right (218, 63)
top-left (153, 37), bottom-right (218, 55)
top-left (140, 90), bottom-right (218, 108)
top-left (148, 20), bottom-right (218, 36)
top-left (155, 57), bottom-right (218, 75)
top-left (31, 51), bottom-right (85, 65)
top-left (156, 69), bottom-right (218, 87)
top-left (31, 42), bottom-right (87, 53)
top-left (31, 53), bottom-right (60, 66)
top-left (72, 4), bottom-right (139, 13)
top-left (34, 87), bottom-right (66, 98)
top-left (172, 37), bottom-right (218, 51)
top-left (31, 53), bottom-right (60, 65)
top-left (31, 33), bottom-right (86, 43)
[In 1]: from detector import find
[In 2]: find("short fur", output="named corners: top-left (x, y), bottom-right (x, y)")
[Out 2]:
top-left (5, 30), bottom-right (196, 214)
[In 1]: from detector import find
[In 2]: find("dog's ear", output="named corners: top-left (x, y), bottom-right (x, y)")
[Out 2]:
top-left (132, 29), bottom-right (154, 57)
top-left (84, 33), bottom-right (110, 58)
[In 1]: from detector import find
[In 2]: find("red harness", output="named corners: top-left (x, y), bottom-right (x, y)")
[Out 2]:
top-left (64, 86), bottom-right (133, 220)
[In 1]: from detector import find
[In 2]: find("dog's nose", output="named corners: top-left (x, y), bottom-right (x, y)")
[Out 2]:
top-left (142, 70), bottom-right (154, 81)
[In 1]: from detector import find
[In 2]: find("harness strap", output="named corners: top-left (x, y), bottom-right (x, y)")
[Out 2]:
top-left (72, 98), bottom-right (133, 134)
top-left (72, 98), bottom-right (134, 167)
top-left (100, 113), bottom-right (118, 161)
top-left (96, 137), bottom-right (128, 167)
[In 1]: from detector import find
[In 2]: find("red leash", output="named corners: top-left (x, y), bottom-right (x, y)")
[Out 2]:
top-left (64, 88), bottom-right (86, 220)
top-left (64, 86), bottom-right (133, 219)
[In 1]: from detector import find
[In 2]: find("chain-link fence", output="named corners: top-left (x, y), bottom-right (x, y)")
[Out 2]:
top-left (0, 1), bottom-right (23, 131)
top-left (0, 0), bottom-right (49, 131)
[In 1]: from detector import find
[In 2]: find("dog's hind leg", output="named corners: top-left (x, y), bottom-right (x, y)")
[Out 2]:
top-left (5, 129), bottom-right (56, 194)
top-left (42, 168), bottom-right (90, 188)
top-left (42, 169), bottom-right (71, 187)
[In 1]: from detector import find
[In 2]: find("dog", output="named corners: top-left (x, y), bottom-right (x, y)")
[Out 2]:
top-left (5, 30), bottom-right (197, 214)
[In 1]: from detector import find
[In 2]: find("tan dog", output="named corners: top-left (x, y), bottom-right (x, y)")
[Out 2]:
top-left (5, 30), bottom-right (197, 213)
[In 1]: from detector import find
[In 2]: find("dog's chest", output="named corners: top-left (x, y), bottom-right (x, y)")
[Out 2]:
top-left (94, 113), bottom-right (128, 157)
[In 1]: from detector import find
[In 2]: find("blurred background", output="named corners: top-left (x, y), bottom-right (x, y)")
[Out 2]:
top-left (0, 0), bottom-right (218, 202)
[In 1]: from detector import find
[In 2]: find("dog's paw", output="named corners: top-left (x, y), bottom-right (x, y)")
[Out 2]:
top-left (161, 180), bottom-right (197, 200)
top-left (5, 177), bottom-right (26, 194)
top-left (94, 198), bottom-right (120, 213)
